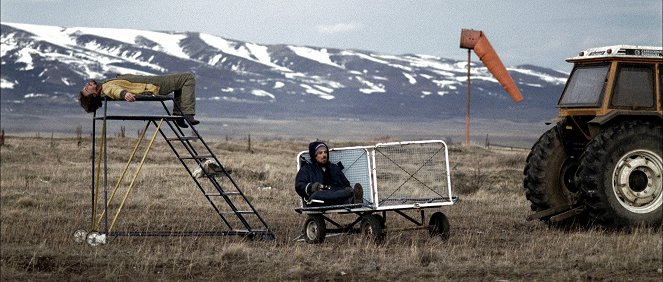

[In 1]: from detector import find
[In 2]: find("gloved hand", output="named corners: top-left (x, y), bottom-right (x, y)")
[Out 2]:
top-left (311, 182), bottom-right (324, 193)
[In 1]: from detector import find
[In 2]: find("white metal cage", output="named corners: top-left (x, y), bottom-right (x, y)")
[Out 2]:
top-left (296, 140), bottom-right (454, 211)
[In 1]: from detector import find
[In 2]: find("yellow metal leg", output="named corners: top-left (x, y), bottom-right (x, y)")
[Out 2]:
top-left (94, 122), bottom-right (150, 230)
top-left (91, 124), bottom-right (105, 230)
top-left (108, 119), bottom-right (164, 234)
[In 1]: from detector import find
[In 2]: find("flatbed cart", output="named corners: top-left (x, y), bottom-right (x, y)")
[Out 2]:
top-left (294, 140), bottom-right (458, 244)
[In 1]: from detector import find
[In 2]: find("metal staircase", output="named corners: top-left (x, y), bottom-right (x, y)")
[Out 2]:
top-left (159, 113), bottom-right (274, 239)
top-left (84, 95), bottom-right (275, 243)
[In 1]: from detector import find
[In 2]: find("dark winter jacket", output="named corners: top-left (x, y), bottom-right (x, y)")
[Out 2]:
top-left (294, 142), bottom-right (351, 199)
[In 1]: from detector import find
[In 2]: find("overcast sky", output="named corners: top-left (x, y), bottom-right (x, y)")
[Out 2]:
top-left (2, 0), bottom-right (661, 71)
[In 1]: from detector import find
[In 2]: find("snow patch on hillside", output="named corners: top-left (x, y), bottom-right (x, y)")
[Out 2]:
top-left (510, 68), bottom-right (567, 85)
top-left (1, 78), bottom-right (16, 89)
top-left (289, 46), bottom-right (343, 69)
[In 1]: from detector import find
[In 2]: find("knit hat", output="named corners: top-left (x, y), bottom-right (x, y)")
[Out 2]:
top-left (308, 141), bottom-right (328, 160)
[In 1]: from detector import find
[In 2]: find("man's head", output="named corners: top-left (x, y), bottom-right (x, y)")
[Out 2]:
top-left (308, 141), bottom-right (328, 166)
top-left (80, 80), bottom-right (100, 97)
top-left (78, 80), bottom-right (102, 113)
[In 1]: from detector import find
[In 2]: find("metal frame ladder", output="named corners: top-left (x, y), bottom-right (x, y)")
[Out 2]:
top-left (80, 95), bottom-right (275, 245)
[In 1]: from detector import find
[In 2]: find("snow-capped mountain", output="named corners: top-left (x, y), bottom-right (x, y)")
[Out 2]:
top-left (1, 22), bottom-right (568, 122)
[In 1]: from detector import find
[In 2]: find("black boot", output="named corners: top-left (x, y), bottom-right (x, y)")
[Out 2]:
top-left (353, 183), bottom-right (364, 204)
top-left (185, 114), bottom-right (200, 125)
top-left (175, 114), bottom-right (200, 128)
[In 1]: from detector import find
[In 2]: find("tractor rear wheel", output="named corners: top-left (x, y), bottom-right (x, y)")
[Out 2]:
top-left (523, 123), bottom-right (584, 225)
top-left (577, 120), bottom-right (662, 227)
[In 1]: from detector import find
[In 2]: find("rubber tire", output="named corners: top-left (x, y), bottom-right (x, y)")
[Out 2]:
top-left (577, 120), bottom-right (663, 227)
top-left (523, 123), bottom-right (583, 224)
top-left (428, 212), bottom-right (450, 240)
top-left (361, 214), bottom-right (385, 243)
top-left (373, 214), bottom-right (386, 228)
top-left (303, 215), bottom-right (326, 244)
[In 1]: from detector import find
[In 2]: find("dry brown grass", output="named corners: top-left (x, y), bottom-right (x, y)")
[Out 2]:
top-left (1, 135), bottom-right (661, 281)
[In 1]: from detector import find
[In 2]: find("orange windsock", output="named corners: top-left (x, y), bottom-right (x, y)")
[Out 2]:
top-left (460, 29), bottom-right (523, 103)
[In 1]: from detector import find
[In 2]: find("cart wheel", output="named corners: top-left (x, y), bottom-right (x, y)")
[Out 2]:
top-left (86, 231), bottom-right (107, 246)
top-left (428, 212), bottom-right (450, 240)
top-left (373, 214), bottom-right (386, 228)
top-left (303, 215), bottom-right (326, 244)
top-left (361, 214), bottom-right (385, 243)
top-left (73, 229), bottom-right (88, 243)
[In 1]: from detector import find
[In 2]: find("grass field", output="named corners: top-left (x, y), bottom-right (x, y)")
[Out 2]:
top-left (1, 135), bottom-right (661, 281)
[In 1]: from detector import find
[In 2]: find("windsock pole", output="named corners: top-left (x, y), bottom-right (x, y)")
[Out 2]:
top-left (459, 29), bottom-right (523, 146)
top-left (465, 49), bottom-right (471, 145)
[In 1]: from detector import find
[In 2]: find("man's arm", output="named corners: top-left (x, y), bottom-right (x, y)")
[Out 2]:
top-left (102, 81), bottom-right (136, 102)
top-left (295, 164), bottom-right (325, 198)
top-left (101, 82), bottom-right (126, 100)
top-left (295, 166), bottom-right (313, 198)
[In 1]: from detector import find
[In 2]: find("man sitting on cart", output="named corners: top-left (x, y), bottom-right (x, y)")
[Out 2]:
top-left (295, 141), bottom-right (363, 206)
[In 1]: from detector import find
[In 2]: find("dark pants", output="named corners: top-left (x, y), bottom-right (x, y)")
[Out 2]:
top-left (116, 73), bottom-right (196, 115)
top-left (309, 187), bottom-right (353, 205)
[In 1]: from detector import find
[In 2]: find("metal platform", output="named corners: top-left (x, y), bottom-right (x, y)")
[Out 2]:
top-left (76, 95), bottom-right (275, 246)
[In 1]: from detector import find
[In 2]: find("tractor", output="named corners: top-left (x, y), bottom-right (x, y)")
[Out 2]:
top-left (524, 45), bottom-right (662, 227)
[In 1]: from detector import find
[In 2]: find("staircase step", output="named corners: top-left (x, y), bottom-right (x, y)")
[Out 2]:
top-left (180, 155), bottom-right (213, 160)
top-left (220, 211), bottom-right (256, 215)
top-left (205, 192), bottom-right (241, 196)
top-left (166, 136), bottom-right (199, 141)
top-left (232, 229), bottom-right (270, 233)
